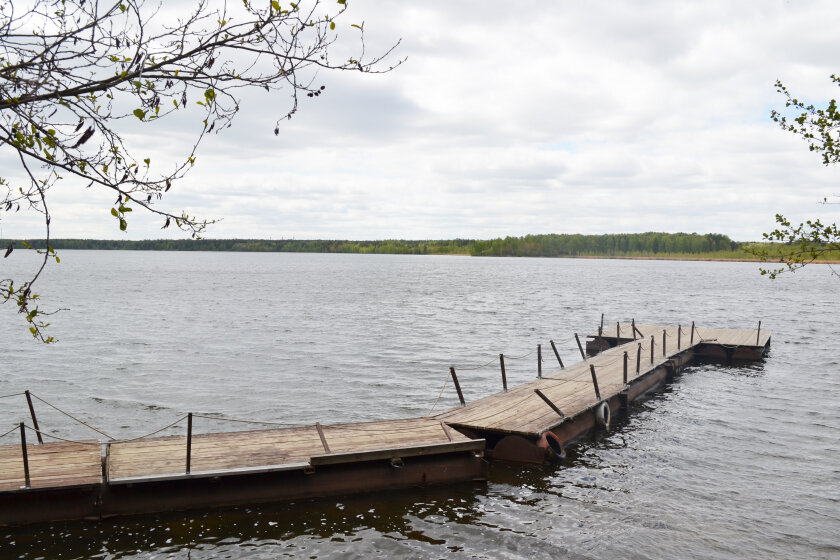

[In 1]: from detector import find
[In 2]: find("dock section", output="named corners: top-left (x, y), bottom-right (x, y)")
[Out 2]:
top-left (1, 322), bottom-right (769, 526)
top-left (0, 417), bottom-right (486, 526)
top-left (436, 325), bottom-right (769, 463)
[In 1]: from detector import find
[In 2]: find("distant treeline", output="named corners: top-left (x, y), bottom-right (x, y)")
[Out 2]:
top-left (2, 237), bottom-right (475, 255)
top-left (469, 232), bottom-right (737, 257)
top-left (3, 232), bottom-right (786, 259)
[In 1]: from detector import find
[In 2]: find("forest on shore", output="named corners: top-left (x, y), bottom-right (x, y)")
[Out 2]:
top-left (4, 232), bottom-right (838, 261)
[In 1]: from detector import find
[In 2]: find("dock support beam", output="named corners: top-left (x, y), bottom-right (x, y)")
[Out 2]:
top-left (636, 343), bottom-right (641, 374)
top-left (691, 321), bottom-right (695, 345)
top-left (623, 351), bottom-right (628, 385)
top-left (537, 345), bottom-right (542, 379)
top-left (617, 322), bottom-right (621, 343)
top-left (589, 365), bottom-right (601, 400)
top-left (534, 389), bottom-right (564, 418)
top-left (19, 423), bottom-right (30, 488)
top-left (678, 325), bottom-right (681, 350)
top-left (316, 422), bottom-right (331, 453)
top-left (450, 367), bottom-right (466, 407)
top-left (550, 340), bottom-right (564, 368)
top-left (24, 391), bottom-right (43, 445)
top-left (599, 313), bottom-right (604, 337)
top-left (650, 336), bottom-right (655, 364)
top-left (575, 333), bottom-right (586, 361)
top-left (756, 321), bottom-right (761, 346)
top-left (499, 354), bottom-right (508, 392)
top-left (663, 329), bottom-right (667, 357)
top-left (186, 413), bottom-right (193, 475)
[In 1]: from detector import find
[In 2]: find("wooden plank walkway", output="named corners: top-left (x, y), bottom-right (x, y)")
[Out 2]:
top-left (0, 440), bottom-right (101, 492)
top-left (108, 417), bottom-right (470, 482)
top-left (435, 325), bottom-right (769, 438)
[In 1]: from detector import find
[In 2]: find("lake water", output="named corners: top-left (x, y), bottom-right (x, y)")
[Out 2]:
top-left (1, 251), bottom-right (838, 559)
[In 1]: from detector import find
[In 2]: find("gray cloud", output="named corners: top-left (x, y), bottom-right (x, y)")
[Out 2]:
top-left (3, 0), bottom-right (840, 243)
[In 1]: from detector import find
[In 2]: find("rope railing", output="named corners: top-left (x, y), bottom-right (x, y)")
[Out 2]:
top-left (28, 392), bottom-right (115, 440)
top-left (21, 424), bottom-right (102, 446)
top-left (0, 392), bottom-right (26, 400)
top-left (453, 355), bottom-right (500, 371)
top-left (191, 413), bottom-right (302, 428)
top-left (426, 376), bottom-right (449, 416)
top-left (503, 347), bottom-right (538, 360)
top-left (0, 424), bottom-right (19, 440)
top-left (17, 415), bottom-right (190, 446)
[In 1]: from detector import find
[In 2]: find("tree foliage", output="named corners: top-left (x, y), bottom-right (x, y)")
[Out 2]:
top-left (753, 78), bottom-right (840, 278)
top-left (0, 0), bottom-right (399, 341)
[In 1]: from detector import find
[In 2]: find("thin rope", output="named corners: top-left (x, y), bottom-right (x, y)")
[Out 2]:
top-left (426, 376), bottom-right (450, 416)
top-left (191, 414), bottom-right (301, 428)
top-left (29, 392), bottom-right (115, 440)
top-left (113, 415), bottom-right (189, 443)
top-left (22, 424), bottom-right (102, 445)
top-left (455, 356), bottom-right (499, 371)
top-left (0, 392), bottom-right (25, 400)
top-left (504, 348), bottom-right (538, 360)
top-left (0, 424), bottom-right (19, 439)
top-left (21, 415), bottom-right (189, 445)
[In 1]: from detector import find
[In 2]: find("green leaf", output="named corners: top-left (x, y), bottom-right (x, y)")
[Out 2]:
top-left (271, 0), bottom-right (280, 10)
top-left (133, 108), bottom-right (146, 120)
top-left (337, 0), bottom-right (346, 3)
top-left (119, 218), bottom-right (127, 231)
top-left (330, 21), bottom-right (335, 30)
top-left (55, 257), bottom-right (60, 264)
top-left (204, 88), bottom-right (216, 102)
top-left (111, 207), bottom-right (118, 217)
top-left (144, 158), bottom-right (150, 166)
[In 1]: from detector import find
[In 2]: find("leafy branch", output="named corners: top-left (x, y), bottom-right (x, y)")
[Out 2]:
top-left (0, 0), bottom-right (402, 340)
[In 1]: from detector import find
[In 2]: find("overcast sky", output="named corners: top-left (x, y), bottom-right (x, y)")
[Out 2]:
top-left (5, 0), bottom-right (840, 242)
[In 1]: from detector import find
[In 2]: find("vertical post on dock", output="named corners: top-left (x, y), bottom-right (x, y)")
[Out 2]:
top-left (537, 344), bottom-right (542, 379)
top-left (636, 343), bottom-right (642, 374)
top-left (663, 329), bottom-right (667, 357)
top-left (575, 333), bottom-right (587, 361)
top-left (756, 321), bottom-right (761, 346)
top-left (450, 367), bottom-right (465, 406)
top-left (550, 340), bottom-right (564, 368)
top-left (623, 351), bottom-right (628, 385)
top-left (24, 390), bottom-right (43, 445)
top-left (185, 412), bottom-right (193, 475)
top-left (650, 335), bottom-right (655, 364)
top-left (678, 325), bottom-right (681, 350)
top-left (589, 365), bottom-right (601, 400)
top-left (599, 313), bottom-right (604, 337)
top-left (691, 321), bottom-right (695, 345)
top-left (631, 318), bottom-right (638, 340)
top-left (617, 322), bottom-right (621, 344)
top-left (19, 423), bottom-right (30, 489)
top-left (499, 354), bottom-right (508, 392)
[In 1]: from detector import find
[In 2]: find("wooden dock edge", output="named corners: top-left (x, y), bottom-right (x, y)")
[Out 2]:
top-left (0, 439), bottom-right (487, 527)
top-left (489, 349), bottom-right (695, 463)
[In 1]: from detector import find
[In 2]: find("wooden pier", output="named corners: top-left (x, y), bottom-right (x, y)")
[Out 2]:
top-left (435, 324), bottom-right (770, 463)
top-left (0, 322), bottom-right (769, 526)
top-left (0, 417), bottom-right (486, 526)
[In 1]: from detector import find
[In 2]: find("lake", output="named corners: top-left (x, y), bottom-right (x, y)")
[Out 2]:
top-left (1, 251), bottom-right (838, 559)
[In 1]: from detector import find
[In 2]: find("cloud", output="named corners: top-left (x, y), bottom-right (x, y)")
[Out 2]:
top-left (4, 0), bottom-right (840, 243)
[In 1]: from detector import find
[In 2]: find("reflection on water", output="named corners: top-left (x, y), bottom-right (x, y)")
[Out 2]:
top-left (1, 253), bottom-right (839, 559)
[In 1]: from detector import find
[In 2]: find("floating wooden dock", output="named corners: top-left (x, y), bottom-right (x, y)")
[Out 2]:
top-left (0, 322), bottom-right (769, 526)
top-left (435, 324), bottom-right (770, 463)
top-left (0, 417), bottom-right (485, 526)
